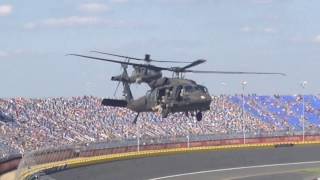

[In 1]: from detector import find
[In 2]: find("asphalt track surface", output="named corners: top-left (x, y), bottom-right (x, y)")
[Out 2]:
top-left (48, 145), bottom-right (320, 180)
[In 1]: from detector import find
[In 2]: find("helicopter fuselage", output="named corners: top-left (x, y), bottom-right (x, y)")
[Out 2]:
top-left (70, 52), bottom-right (285, 123)
top-left (126, 80), bottom-right (212, 117)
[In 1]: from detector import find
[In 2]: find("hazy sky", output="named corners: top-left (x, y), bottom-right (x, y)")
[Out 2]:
top-left (1, 0), bottom-right (320, 98)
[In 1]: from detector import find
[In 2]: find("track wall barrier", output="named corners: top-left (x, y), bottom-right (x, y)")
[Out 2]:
top-left (8, 131), bottom-right (320, 179)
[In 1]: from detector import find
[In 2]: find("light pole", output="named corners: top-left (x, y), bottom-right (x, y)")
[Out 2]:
top-left (241, 81), bottom-right (248, 144)
top-left (221, 82), bottom-right (227, 111)
top-left (221, 82), bottom-right (227, 127)
top-left (187, 121), bottom-right (192, 148)
top-left (137, 121), bottom-right (140, 152)
top-left (300, 81), bottom-right (307, 142)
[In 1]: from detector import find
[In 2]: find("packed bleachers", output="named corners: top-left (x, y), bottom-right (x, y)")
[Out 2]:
top-left (230, 95), bottom-right (320, 131)
top-left (0, 95), bottom-right (320, 158)
top-left (0, 140), bottom-right (19, 159)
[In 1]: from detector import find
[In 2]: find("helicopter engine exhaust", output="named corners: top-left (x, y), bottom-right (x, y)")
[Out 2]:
top-left (111, 75), bottom-right (131, 83)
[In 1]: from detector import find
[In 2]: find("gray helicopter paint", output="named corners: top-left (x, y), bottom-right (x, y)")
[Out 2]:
top-left (69, 52), bottom-right (284, 122)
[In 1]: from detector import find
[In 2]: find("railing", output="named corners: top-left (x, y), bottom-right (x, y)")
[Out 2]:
top-left (0, 139), bottom-right (21, 175)
top-left (0, 154), bottom-right (21, 175)
top-left (14, 130), bottom-right (320, 179)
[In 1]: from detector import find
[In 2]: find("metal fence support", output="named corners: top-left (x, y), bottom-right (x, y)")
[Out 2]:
top-left (187, 135), bottom-right (190, 148)
top-left (14, 131), bottom-right (320, 179)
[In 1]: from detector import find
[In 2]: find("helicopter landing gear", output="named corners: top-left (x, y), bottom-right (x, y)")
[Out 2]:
top-left (162, 112), bottom-right (168, 118)
top-left (196, 111), bottom-right (202, 121)
top-left (133, 112), bottom-right (140, 124)
top-left (162, 108), bottom-right (169, 118)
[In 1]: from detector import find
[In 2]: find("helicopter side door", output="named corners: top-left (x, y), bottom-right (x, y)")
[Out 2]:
top-left (146, 89), bottom-right (157, 108)
top-left (156, 86), bottom-right (174, 105)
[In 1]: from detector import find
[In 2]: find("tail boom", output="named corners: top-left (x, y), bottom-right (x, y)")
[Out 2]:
top-left (102, 99), bottom-right (127, 107)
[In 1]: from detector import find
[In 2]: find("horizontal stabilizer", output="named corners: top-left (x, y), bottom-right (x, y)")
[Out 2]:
top-left (102, 99), bottom-right (127, 107)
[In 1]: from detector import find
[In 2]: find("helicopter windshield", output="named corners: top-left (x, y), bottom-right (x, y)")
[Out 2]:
top-left (195, 85), bottom-right (208, 93)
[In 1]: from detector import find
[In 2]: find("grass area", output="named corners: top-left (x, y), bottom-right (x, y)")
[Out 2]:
top-left (300, 167), bottom-right (320, 175)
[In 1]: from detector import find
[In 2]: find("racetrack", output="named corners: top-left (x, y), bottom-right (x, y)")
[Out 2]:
top-left (49, 144), bottom-right (320, 180)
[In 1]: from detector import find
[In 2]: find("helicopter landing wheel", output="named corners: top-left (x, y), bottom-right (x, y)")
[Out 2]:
top-left (162, 109), bottom-right (169, 118)
top-left (196, 111), bottom-right (202, 121)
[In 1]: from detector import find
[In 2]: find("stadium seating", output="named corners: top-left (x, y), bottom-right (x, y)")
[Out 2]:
top-left (0, 95), bottom-right (320, 158)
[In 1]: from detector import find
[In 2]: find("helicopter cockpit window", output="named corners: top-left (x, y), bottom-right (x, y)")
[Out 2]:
top-left (195, 85), bottom-right (208, 93)
top-left (184, 86), bottom-right (193, 93)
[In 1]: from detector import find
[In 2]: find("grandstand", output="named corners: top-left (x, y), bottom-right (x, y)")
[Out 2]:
top-left (1, 95), bottom-right (320, 158)
top-left (0, 140), bottom-right (19, 159)
top-left (0, 111), bottom-right (14, 123)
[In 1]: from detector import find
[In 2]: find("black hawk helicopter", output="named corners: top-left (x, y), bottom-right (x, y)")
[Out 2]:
top-left (69, 52), bottom-right (285, 123)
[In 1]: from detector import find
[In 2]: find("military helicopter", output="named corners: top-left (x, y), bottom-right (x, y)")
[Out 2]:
top-left (69, 52), bottom-right (286, 123)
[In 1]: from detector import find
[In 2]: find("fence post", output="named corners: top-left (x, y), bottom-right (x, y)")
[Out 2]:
top-left (187, 135), bottom-right (190, 148)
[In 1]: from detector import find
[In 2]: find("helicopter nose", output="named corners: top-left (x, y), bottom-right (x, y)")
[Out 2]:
top-left (189, 93), bottom-right (211, 111)
top-left (193, 93), bottom-right (211, 103)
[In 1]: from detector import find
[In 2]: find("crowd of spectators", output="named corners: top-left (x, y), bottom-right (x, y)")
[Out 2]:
top-left (0, 95), bottom-right (320, 158)
top-left (0, 140), bottom-right (19, 159)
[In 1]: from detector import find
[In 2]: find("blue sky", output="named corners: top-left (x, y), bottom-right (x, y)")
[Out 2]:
top-left (1, 0), bottom-right (320, 97)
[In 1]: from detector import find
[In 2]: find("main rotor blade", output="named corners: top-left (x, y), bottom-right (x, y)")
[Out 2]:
top-left (68, 54), bottom-right (285, 76)
top-left (90, 51), bottom-right (142, 61)
top-left (90, 51), bottom-right (193, 63)
top-left (67, 54), bottom-right (168, 71)
top-left (179, 59), bottom-right (206, 72)
top-left (185, 70), bottom-right (286, 76)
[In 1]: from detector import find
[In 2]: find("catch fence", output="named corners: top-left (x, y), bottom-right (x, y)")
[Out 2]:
top-left (15, 130), bottom-right (320, 179)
